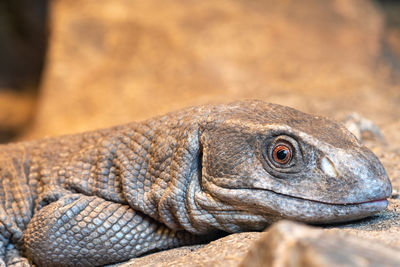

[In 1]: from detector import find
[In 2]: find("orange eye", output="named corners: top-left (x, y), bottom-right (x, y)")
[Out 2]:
top-left (272, 144), bottom-right (292, 164)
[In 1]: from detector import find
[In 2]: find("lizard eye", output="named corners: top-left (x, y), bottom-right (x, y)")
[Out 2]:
top-left (262, 135), bottom-right (304, 175)
top-left (271, 142), bottom-right (293, 165)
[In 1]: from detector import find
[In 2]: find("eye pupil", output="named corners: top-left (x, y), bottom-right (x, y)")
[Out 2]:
top-left (276, 149), bottom-right (287, 160)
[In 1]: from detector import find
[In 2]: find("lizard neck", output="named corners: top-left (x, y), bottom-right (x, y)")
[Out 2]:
top-left (63, 108), bottom-right (209, 233)
top-left (119, 115), bottom-right (205, 232)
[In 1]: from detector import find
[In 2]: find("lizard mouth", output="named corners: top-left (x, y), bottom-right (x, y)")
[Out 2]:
top-left (346, 199), bottom-right (388, 205)
top-left (254, 187), bottom-right (389, 207)
top-left (226, 184), bottom-right (389, 207)
top-left (253, 187), bottom-right (389, 223)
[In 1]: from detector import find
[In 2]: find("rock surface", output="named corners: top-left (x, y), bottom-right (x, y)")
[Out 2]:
top-left (240, 220), bottom-right (400, 267)
top-left (113, 233), bottom-right (259, 267)
top-left (29, 0), bottom-right (397, 138)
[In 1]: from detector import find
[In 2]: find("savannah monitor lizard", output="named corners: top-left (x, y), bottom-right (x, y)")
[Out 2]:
top-left (0, 100), bottom-right (392, 266)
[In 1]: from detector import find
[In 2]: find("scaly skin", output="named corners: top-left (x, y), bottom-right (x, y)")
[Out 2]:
top-left (0, 100), bottom-right (392, 266)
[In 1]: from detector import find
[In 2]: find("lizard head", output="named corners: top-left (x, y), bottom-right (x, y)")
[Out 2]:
top-left (194, 100), bottom-right (392, 232)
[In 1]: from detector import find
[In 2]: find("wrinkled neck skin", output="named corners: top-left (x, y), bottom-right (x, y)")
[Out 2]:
top-left (116, 107), bottom-right (210, 233)
top-left (57, 105), bottom-right (213, 234)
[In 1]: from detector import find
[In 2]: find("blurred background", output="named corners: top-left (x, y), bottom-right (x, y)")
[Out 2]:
top-left (0, 0), bottom-right (399, 142)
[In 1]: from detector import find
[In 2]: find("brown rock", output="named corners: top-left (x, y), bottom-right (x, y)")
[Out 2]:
top-left (30, 0), bottom-right (394, 139)
top-left (239, 220), bottom-right (400, 267)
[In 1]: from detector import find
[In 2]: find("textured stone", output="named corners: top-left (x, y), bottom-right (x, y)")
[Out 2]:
top-left (118, 232), bottom-right (260, 267)
top-left (239, 220), bottom-right (400, 267)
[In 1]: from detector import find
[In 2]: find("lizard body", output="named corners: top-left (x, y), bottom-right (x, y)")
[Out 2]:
top-left (0, 100), bottom-right (391, 266)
